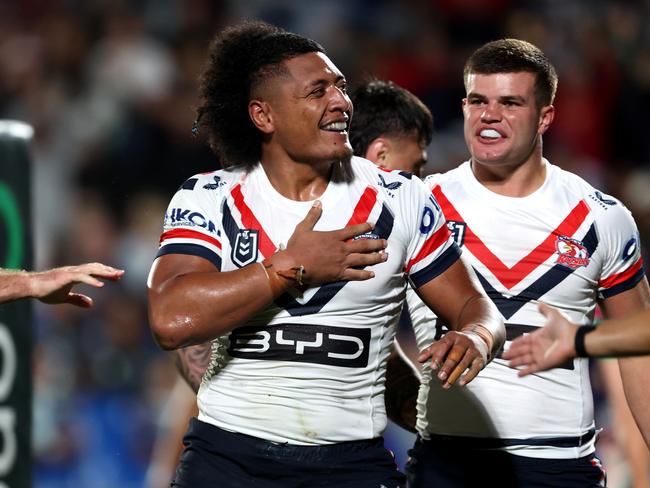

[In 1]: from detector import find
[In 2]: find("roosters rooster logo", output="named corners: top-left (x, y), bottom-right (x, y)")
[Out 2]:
top-left (555, 236), bottom-right (590, 269)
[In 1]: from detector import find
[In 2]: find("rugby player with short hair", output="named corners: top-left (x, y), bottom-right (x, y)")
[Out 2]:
top-left (404, 38), bottom-right (650, 487)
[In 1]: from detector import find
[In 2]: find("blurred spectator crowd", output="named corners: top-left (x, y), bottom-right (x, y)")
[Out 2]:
top-left (1, 0), bottom-right (650, 486)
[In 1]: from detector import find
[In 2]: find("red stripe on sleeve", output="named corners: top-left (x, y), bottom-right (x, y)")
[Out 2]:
top-left (159, 229), bottom-right (222, 249)
top-left (404, 224), bottom-right (451, 272)
top-left (599, 257), bottom-right (644, 289)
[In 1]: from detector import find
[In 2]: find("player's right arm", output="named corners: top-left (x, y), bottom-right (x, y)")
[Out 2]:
top-left (148, 202), bottom-right (388, 350)
top-left (148, 252), bottom-right (275, 350)
top-left (583, 309), bottom-right (650, 356)
top-left (505, 303), bottom-right (650, 376)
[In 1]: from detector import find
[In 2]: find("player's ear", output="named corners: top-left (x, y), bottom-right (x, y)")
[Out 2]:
top-left (249, 99), bottom-right (274, 134)
top-left (538, 105), bottom-right (555, 135)
top-left (365, 138), bottom-right (390, 166)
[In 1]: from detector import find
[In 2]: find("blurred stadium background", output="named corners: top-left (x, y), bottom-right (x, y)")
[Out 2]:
top-left (1, 0), bottom-right (650, 486)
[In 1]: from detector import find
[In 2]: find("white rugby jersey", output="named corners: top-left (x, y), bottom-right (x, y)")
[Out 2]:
top-left (157, 156), bottom-right (460, 445)
top-left (409, 159), bottom-right (644, 459)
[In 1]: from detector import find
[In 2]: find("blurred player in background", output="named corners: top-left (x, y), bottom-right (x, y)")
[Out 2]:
top-left (349, 78), bottom-right (431, 177)
top-left (350, 78), bottom-right (434, 432)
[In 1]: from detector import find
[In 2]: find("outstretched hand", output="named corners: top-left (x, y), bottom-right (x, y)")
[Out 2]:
top-left (418, 329), bottom-right (489, 389)
top-left (33, 262), bottom-right (124, 308)
top-left (503, 303), bottom-right (578, 376)
top-left (271, 201), bottom-right (388, 284)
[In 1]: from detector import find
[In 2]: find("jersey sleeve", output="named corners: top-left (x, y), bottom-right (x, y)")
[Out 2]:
top-left (597, 199), bottom-right (645, 299)
top-left (402, 175), bottom-right (461, 289)
top-left (156, 175), bottom-right (223, 270)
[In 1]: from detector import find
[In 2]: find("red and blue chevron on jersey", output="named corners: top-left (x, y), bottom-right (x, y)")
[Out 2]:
top-left (409, 159), bottom-right (644, 459)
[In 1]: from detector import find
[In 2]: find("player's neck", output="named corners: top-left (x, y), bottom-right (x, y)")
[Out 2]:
top-left (471, 155), bottom-right (546, 198)
top-left (260, 154), bottom-right (332, 201)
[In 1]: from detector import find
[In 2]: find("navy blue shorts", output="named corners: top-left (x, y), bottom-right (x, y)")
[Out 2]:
top-left (406, 435), bottom-right (606, 488)
top-left (172, 418), bottom-right (406, 488)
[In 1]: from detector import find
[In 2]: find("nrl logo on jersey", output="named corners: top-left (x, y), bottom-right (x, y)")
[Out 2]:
top-left (232, 229), bottom-right (259, 267)
top-left (555, 235), bottom-right (590, 269)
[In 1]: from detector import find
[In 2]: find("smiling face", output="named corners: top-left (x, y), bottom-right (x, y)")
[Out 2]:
top-left (462, 71), bottom-right (554, 172)
top-left (251, 51), bottom-right (353, 169)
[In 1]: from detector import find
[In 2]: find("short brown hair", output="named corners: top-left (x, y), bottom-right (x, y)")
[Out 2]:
top-left (463, 38), bottom-right (558, 108)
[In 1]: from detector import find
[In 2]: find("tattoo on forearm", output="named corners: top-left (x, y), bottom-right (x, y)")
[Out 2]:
top-left (174, 343), bottom-right (212, 393)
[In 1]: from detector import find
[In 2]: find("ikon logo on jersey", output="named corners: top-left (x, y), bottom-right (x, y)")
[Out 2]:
top-left (228, 323), bottom-right (371, 368)
top-left (555, 235), bottom-right (590, 269)
top-left (166, 208), bottom-right (217, 233)
top-left (232, 229), bottom-right (259, 267)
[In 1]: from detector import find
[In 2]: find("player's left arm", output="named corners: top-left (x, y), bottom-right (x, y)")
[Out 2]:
top-left (600, 278), bottom-right (650, 449)
top-left (400, 175), bottom-right (504, 389)
top-left (415, 257), bottom-right (504, 389)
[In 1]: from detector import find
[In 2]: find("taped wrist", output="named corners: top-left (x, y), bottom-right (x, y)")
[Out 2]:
top-left (259, 259), bottom-right (304, 297)
top-left (460, 324), bottom-right (496, 362)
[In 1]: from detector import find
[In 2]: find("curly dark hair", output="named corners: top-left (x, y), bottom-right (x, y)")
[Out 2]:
top-left (195, 21), bottom-right (324, 169)
top-left (463, 38), bottom-right (558, 108)
top-left (349, 79), bottom-right (433, 158)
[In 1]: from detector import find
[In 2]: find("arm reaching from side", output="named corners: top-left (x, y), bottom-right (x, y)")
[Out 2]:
top-left (0, 263), bottom-right (124, 307)
top-left (505, 302), bottom-right (650, 376)
top-left (503, 303), bottom-right (578, 376)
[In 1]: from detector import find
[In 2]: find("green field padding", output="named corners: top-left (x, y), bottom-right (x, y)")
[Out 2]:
top-left (0, 120), bottom-right (33, 487)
